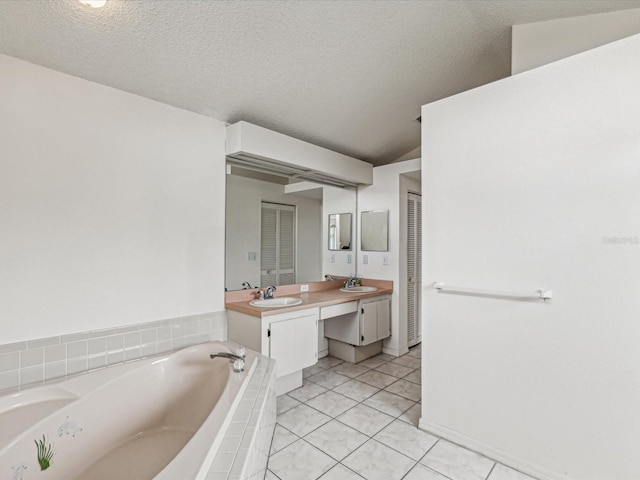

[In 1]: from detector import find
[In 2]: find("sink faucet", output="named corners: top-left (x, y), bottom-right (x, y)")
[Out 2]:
top-left (241, 281), bottom-right (252, 289)
top-left (264, 285), bottom-right (276, 299)
top-left (210, 350), bottom-right (245, 372)
top-left (345, 276), bottom-right (359, 288)
top-left (325, 274), bottom-right (336, 281)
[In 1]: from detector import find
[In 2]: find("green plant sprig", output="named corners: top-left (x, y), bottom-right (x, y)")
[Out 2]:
top-left (34, 435), bottom-right (55, 471)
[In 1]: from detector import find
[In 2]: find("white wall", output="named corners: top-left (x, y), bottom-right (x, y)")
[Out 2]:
top-left (0, 55), bottom-right (227, 344)
top-left (357, 159), bottom-right (421, 356)
top-left (421, 35), bottom-right (640, 480)
top-left (512, 8), bottom-right (640, 74)
top-left (226, 174), bottom-right (322, 291)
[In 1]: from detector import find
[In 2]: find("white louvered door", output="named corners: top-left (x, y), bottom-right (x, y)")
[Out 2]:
top-left (407, 192), bottom-right (422, 347)
top-left (261, 202), bottom-right (295, 286)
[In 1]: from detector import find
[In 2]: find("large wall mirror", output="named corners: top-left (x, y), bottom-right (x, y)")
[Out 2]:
top-left (225, 165), bottom-right (357, 291)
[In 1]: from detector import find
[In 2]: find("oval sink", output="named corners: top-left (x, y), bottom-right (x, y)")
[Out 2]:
top-left (249, 297), bottom-right (303, 307)
top-left (339, 286), bottom-right (378, 293)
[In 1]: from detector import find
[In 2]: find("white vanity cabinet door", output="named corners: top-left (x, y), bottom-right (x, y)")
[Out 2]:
top-left (376, 298), bottom-right (390, 341)
top-left (361, 301), bottom-right (378, 346)
top-left (360, 297), bottom-right (391, 345)
top-left (269, 310), bottom-right (318, 378)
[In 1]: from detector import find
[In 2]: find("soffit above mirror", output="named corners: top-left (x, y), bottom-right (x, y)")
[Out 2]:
top-left (226, 121), bottom-right (373, 188)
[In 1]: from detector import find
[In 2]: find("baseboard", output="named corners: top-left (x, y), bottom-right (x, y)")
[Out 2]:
top-left (382, 345), bottom-right (409, 357)
top-left (318, 349), bottom-right (328, 359)
top-left (418, 418), bottom-right (574, 480)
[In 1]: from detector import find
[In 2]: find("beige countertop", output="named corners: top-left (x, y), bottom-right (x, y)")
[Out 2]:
top-left (225, 278), bottom-right (393, 318)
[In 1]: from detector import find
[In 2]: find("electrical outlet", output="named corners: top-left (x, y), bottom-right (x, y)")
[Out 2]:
top-left (363, 255), bottom-right (368, 264)
top-left (300, 284), bottom-right (309, 292)
top-left (331, 254), bottom-right (335, 263)
top-left (247, 252), bottom-right (257, 261)
top-left (347, 254), bottom-right (352, 264)
top-left (383, 255), bottom-right (388, 265)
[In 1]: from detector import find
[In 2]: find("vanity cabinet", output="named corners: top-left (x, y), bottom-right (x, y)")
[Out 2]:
top-left (323, 295), bottom-right (391, 346)
top-left (227, 307), bottom-right (319, 394)
top-left (268, 309), bottom-right (318, 378)
top-left (361, 297), bottom-right (391, 345)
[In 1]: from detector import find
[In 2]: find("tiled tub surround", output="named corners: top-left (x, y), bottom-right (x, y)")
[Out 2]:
top-left (0, 311), bottom-right (226, 393)
top-left (267, 345), bottom-right (540, 480)
top-left (208, 355), bottom-right (277, 480)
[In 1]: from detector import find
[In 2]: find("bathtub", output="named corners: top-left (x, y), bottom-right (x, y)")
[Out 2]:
top-left (0, 341), bottom-right (259, 480)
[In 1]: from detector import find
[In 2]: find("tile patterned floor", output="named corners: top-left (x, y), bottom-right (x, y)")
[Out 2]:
top-left (266, 345), bottom-right (538, 480)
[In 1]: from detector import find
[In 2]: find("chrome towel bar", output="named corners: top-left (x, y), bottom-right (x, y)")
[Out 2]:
top-left (433, 282), bottom-right (552, 301)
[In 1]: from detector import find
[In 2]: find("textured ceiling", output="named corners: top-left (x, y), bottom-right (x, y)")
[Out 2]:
top-left (1, 0), bottom-right (640, 165)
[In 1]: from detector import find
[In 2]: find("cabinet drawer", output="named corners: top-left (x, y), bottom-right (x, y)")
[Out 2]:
top-left (321, 301), bottom-right (358, 320)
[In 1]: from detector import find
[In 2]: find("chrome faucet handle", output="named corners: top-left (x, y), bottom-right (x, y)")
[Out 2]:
top-left (236, 346), bottom-right (246, 358)
top-left (264, 285), bottom-right (276, 299)
top-left (256, 290), bottom-right (265, 300)
top-left (232, 358), bottom-right (245, 373)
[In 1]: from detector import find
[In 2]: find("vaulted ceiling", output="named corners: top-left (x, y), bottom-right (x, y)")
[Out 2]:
top-left (1, 0), bottom-right (639, 165)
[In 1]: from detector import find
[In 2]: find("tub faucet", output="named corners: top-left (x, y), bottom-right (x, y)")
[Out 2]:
top-left (264, 285), bottom-right (276, 299)
top-left (210, 352), bottom-right (245, 372)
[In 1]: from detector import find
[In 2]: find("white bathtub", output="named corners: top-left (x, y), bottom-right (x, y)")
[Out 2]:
top-left (0, 341), bottom-right (257, 480)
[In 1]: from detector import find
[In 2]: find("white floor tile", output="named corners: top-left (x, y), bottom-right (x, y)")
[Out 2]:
top-left (287, 380), bottom-right (327, 403)
top-left (268, 439), bottom-right (336, 480)
top-left (277, 404), bottom-right (332, 437)
top-left (489, 463), bottom-right (538, 480)
top-left (277, 394), bottom-right (301, 415)
top-left (356, 370), bottom-right (398, 389)
top-left (331, 362), bottom-right (370, 378)
top-left (303, 364), bottom-right (326, 378)
top-left (306, 390), bottom-right (358, 418)
top-left (373, 420), bottom-right (438, 460)
top-left (420, 440), bottom-right (495, 480)
top-left (406, 347), bottom-right (421, 358)
top-left (390, 355), bottom-right (421, 369)
top-left (357, 355), bottom-right (389, 369)
top-left (305, 419), bottom-right (368, 461)
top-left (398, 403), bottom-right (421, 426)
top-left (337, 404), bottom-right (394, 437)
top-left (363, 390), bottom-right (415, 417)
top-left (403, 369), bottom-right (421, 385)
top-left (404, 463), bottom-right (449, 480)
top-left (270, 424), bottom-right (299, 455)
top-left (333, 379), bottom-right (380, 402)
top-left (319, 463), bottom-right (363, 480)
top-left (374, 362), bottom-right (414, 378)
top-left (342, 439), bottom-right (415, 480)
top-left (265, 469), bottom-right (279, 480)
top-left (316, 356), bottom-right (344, 369)
top-left (307, 369), bottom-right (351, 389)
top-left (384, 378), bottom-right (421, 402)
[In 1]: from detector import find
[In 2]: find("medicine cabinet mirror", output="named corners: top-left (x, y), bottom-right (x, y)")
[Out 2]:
top-left (328, 213), bottom-right (352, 251)
top-left (361, 209), bottom-right (389, 252)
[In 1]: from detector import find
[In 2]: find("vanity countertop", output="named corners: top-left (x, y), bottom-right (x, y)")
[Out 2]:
top-left (225, 279), bottom-right (393, 318)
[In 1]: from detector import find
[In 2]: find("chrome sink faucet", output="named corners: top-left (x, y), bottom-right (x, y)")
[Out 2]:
top-left (345, 276), bottom-right (359, 288)
top-left (264, 285), bottom-right (276, 299)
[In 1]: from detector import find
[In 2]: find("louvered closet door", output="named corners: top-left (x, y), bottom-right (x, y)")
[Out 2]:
top-left (261, 202), bottom-right (296, 286)
top-left (407, 192), bottom-right (422, 347)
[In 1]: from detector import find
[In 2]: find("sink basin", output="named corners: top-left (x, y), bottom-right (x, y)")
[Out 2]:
top-left (249, 297), bottom-right (303, 307)
top-left (339, 286), bottom-right (378, 293)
